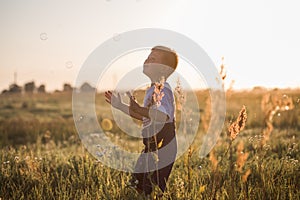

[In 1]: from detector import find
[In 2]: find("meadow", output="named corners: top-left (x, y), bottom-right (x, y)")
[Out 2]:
top-left (0, 88), bottom-right (299, 200)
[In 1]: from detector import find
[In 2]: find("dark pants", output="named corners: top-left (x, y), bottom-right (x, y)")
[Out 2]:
top-left (133, 122), bottom-right (177, 195)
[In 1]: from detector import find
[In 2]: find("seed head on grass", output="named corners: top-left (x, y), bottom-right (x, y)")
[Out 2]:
top-left (152, 83), bottom-right (164, 107)
top-left (228, 105), bottom-right (247, 141)
top-left (219, 56), bottom-right (227, 81)
top-left (151, 76), bottom-right (165, 107)
top-left (261, 93), bottom-right (295, 144)
top-left (174, 77), bottom-right (186, 111)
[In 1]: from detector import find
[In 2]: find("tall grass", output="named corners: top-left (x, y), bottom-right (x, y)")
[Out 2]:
top-left (0, 88), bottom-right (299, 199)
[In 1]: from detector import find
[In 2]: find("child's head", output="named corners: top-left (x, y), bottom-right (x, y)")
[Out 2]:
top-left (143, 46), bottom-right (178, 81)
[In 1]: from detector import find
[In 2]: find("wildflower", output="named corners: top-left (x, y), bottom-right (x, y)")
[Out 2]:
top-left (175, 176), bottom-right (184, 190)
top-left (101, 118), bottom-right (113, 131)
top-left (14, 156), bottom-right (20, 163)
top-left (228, 105), bottom-right (247, 141)
top-left (174, 176), bottom-right (185, 198)
top-left (3, 161), bottom-right (10, 164)
top-left (126, 178), bottom-right (139, 189)
top-left (199, 185), bottom-right (206, 193)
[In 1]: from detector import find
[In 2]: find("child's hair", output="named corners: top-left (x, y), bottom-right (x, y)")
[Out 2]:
top-left (151, 46), bottom-right (178, 70)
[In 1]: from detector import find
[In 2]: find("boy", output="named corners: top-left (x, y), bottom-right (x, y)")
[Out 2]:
top-left (105, 46), bottom-right (178, 196)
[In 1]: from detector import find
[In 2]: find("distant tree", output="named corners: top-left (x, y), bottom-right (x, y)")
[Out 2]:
top-left (63, 83), bottom-right (73, 92)
top-left (37, 84), bottom-right (46, 93)
top-left (24, 81), bottom-right (35, 93)
top-left (1, 89), bottom-right (8, 94)
top-left (54, 89), bottom-right (61, 93)
top-left (80, 82), bottom-right (95, 93)
top-left (9, 83), bottom-right (22, 93)
top-left (252, 86), bottom-right (267, 91)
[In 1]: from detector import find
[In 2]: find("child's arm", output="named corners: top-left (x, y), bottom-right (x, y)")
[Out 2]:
top-left (104, 91), bottom-right (144, 121)
top-left (128, 93), bottom-right (169, 122)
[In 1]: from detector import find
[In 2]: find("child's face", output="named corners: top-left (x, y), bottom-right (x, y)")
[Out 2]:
top-left (144, 50), bottom-right (165, 66)
top-left (143, 50), bottom-right (172, 81)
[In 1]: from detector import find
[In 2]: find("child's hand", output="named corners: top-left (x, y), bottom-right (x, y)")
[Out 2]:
top-left (127, 92), bottom-right (141, 113)
top-left (105, 91), bottom-right (122, 109)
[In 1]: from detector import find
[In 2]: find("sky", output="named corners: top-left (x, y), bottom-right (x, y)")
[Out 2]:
top-left (0, 0), bottom-right (300, 92)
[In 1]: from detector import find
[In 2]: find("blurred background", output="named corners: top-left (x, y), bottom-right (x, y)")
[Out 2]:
top-left (1, 0), bottom-right (299, 92)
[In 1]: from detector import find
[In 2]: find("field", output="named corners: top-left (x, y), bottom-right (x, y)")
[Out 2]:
top-left (0, 88), bottom-right (299, 200)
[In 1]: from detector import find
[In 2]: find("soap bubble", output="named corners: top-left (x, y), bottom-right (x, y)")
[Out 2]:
top-left (113, 33), bottom-right (121, 41)
top-left (40, 32), bottom-right (48, 41)
top-left (65, 61), bottom-right (73, 69)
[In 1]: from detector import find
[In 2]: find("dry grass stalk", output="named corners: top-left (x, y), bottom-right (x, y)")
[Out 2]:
top-left (174, 77), bottom-right (186, 111)
top-left (174, 77), bottom-right (190, 135)
top-left (236, 141), bottom-right (249, 173)
top-left (242, 169), bottom-right (251, 183)
top-left (261, 93), bottom-right (294, 144)
top-left (152, 77), bottom-right (165, 107)
top-left (202, 57), bottom-right (232, 132)
top-left (219, 56), bottom-right (227, 82)
top-left (202, 96), bottom-right (211, 132)
top-left (228, 105), bottom-right (247, 141)
top-left (209, 149), bottom-right (218, 171)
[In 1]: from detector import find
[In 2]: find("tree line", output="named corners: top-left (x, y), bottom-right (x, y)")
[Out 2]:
top-left (1, 82), bottom-right (95, 94)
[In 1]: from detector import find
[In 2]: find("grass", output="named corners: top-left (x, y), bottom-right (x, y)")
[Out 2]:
top-left (0, 89), bottom-right (299, 199)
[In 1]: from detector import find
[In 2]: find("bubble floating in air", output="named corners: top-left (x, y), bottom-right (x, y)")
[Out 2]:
top-left (65, 61), bottom-right (73, 69)
top-left (40, 32), bottom-right (48, 41)
top-left (113, 33), bottom-right (121, 42)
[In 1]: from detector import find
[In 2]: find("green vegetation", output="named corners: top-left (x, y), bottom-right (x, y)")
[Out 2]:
top-left (0, 89), bottom-right (299, 199)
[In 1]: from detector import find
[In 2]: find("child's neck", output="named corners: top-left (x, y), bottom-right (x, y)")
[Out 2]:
top-left (149, 76), bottom-right (166, 84)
